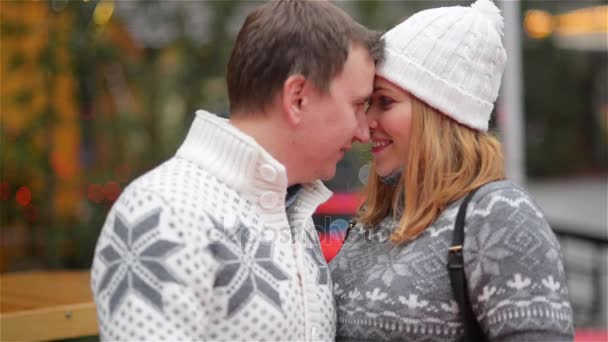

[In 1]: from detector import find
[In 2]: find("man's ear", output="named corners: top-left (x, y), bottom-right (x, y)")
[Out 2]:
top-left (281, 74), bottom-right (308, 127)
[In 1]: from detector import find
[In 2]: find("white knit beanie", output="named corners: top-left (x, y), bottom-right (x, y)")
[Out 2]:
top-left (377, 0), bottom-right (507, 132)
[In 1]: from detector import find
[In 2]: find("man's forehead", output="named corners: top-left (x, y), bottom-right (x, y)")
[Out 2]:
top-left (328, 73), bottom-right (373, 100)
top-left (354, 83), bottom-right (374, 100)
top-left (330, 46), bottom-right (375, 99)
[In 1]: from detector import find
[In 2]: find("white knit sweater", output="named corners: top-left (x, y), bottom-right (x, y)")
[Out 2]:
top-left (91, 110), bottom-right (336, 341)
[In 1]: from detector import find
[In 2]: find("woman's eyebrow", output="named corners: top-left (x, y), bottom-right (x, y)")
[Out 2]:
top-left (373, 85), bottom-right (388, 92)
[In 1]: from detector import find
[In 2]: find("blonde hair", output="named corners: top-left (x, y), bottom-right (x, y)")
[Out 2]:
top-left (359, 97), bottom-right (505, 244)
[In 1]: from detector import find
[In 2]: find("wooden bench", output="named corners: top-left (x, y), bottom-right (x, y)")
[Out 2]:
top-left (1, 270), bottom-right (98, 341)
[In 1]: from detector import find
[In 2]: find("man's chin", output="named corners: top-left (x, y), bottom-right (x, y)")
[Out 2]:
top-left (319, 168), bottom-right (337, 182)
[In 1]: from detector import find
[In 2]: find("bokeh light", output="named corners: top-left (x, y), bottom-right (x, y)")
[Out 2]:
top-left (102, 181), bottom-right (121, 202)
top-left (524, 10), bottom-right (554, 39)
top-left (15, 186), bottom-right (32, 207)
top-left (87, 183), bottom-right (104, 204)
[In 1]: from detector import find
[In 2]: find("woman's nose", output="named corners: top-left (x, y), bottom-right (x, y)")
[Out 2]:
top-left (367, 117), bottom-right (378, 129)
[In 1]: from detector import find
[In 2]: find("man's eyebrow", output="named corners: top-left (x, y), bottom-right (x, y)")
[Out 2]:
top-left (354, 94), bottom-right (371, 103)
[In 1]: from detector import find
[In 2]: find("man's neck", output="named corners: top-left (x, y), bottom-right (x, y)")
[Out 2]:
top-left (230, 115), bottom-right (302, 187)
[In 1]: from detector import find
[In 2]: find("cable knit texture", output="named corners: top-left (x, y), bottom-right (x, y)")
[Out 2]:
top-left (91, 110), bottom-right (335, 341)
top-left (330, 181), bottom-right (574, 341)
top-left (377, 0), bottom-right (507, 132)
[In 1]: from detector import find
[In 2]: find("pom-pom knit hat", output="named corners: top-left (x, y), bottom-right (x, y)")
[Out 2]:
top-left (377, 0), bottom-right (507, 132)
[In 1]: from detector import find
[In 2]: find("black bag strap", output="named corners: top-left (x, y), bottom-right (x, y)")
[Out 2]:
top-left (447, 187), bottom-right (488, 342)
top-left (343, 219), bottom-right (357, 242)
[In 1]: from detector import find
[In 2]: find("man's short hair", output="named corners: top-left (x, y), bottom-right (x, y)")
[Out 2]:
top-left (226, 0), bottom-right (384, 115)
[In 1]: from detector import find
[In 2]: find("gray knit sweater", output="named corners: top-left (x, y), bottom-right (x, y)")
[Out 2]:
top-left (329, 181), bottom-right (574, 341)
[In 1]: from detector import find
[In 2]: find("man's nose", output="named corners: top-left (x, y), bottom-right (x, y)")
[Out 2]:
top-left (353, 114), bottom-right (371, 143)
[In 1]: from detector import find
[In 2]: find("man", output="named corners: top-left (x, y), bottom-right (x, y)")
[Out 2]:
top-left (91, 1), bottom-right (383, 340)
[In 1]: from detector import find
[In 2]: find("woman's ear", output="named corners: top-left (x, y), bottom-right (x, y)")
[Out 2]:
top-left (281, 74), bottom-right (307, 127)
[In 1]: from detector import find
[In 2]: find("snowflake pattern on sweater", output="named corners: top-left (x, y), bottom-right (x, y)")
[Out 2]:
top-left (91, 110), bottom-right (336, 341)
top-left (330, 181), bottom-right (574, 342)
top-left (207, 215), bottom-right (290, 316)
top-left (96, 208), bottom-right (184, 316)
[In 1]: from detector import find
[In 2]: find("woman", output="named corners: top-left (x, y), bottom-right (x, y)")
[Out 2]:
top-left (329, 0), bottom-right (574, 341)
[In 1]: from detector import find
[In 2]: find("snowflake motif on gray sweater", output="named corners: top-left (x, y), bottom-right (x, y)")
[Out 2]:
top-left (330, 181), bottom-right (574, 342)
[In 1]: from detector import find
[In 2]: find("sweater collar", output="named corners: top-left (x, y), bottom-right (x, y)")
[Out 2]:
top-left (175, 110), bottom-right (332, 216)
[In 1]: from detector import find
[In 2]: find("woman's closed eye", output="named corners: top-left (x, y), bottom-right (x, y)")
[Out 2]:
top-left (378, 95), bottom-right (395, 108)
top-left (369, 95), bottom-right (395, 112)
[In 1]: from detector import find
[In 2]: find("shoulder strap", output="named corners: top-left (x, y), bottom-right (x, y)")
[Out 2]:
top-left (447, 187), bottom-right (488, 342)
top-left (343, 219), bottom-right (356, 242)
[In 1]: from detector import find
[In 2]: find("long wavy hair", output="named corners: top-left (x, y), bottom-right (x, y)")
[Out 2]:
top-left (358, 96), bottom-right (506, 244)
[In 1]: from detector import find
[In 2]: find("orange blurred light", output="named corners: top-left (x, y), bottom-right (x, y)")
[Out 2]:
top-left (51, 150), bottom-right (78, 180)
top-left (87, 183), bottom-right (104, 204)
top-left (103, 181), bottom-right (121, 202)
top-left (524, 10), bottom-right (554, 39)
top-left (16, 186), bottom-right (32, 206)
top-left (556, 5), bottom-right (608, 37)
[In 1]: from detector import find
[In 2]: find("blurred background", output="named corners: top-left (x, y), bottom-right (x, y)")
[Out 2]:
top-left (1, 0), bottom-right (606, 340)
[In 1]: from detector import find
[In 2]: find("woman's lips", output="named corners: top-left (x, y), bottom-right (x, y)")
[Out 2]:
top-left (372, 140), bottom-right (392, 153)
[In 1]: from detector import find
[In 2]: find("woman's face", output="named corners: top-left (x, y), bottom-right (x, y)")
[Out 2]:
top-left (367, 76), bottom-right (413, 177)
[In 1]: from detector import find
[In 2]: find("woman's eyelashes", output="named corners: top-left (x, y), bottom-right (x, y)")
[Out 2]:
top-left (378, 95), bottom-right (394, 108)
top-left (368, 95), bottom-right (395, 112)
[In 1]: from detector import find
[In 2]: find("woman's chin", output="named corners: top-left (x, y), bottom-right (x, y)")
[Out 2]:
top-left (374, 160), bottom-right (405, 178)
top-left (375, 167), bottom-right (396, 178)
